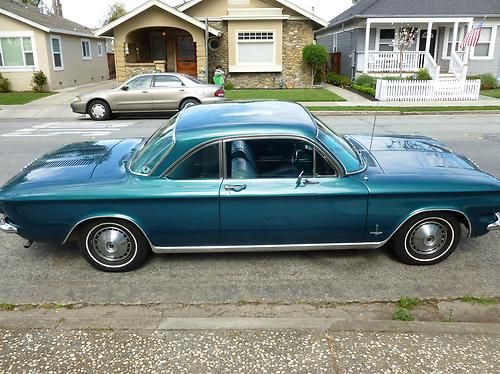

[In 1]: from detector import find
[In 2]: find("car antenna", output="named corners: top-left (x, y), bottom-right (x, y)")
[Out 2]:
top-left (368, 88), bottom-right (380, 152)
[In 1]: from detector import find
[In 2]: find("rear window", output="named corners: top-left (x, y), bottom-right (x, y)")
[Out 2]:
top-left (129, 116), bottom-right (177, 174)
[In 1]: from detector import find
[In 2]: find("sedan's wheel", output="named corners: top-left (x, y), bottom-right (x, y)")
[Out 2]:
top-left (180, 98), bottom-right (200, 111)
top-left (88, 100), bottom-right (111, 121)
top-left (79, 220), bottom-right (150, 272)
top-left (392, 213), bottom-right (461, 265)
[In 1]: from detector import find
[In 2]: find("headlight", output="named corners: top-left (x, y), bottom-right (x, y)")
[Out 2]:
top-left (73, 96), bottom-right (81, 102)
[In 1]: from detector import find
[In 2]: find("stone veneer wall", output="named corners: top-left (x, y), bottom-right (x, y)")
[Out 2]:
top-left (223, 20), bottom-right (313, 89)
top-left (208, 21), bottom-right (229, 83)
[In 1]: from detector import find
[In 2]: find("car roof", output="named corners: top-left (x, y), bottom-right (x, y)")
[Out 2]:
top-left (174, 101), bottom-right (318, 143)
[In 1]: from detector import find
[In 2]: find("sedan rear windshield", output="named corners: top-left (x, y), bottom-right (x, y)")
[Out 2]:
top-left (129, 115), bottom-right (177, 174)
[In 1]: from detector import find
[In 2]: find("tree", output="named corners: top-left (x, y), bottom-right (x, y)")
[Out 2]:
top-left (390, 26), bottom-right (419, 77)
top-left (302, 44), bottom-right (328, 87)
top-left (103, 2), bottom-right (127, 25)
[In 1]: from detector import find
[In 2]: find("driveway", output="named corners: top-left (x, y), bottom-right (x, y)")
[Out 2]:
top-left (0, 80), bottom-right (116, 119)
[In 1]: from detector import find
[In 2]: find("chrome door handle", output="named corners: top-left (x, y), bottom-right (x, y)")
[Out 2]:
top-left (224, 184), bottom-right (247, 192)
top-left (142, 91), bottom-right (149, 93)
top-left (304, 179), bottom-right (320, 185)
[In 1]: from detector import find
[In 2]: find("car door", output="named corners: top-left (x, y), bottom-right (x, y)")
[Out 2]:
top-left (148, 141), bottom-right (222, 248)
top-left (152, 75), bottom-right (187, 111)
top-left (219, 138), bottom-right (369, 246)
top-left (114, 75), bottom-right (153, 112)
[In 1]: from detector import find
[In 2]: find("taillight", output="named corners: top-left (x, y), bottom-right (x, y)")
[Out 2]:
top-left (214, 88), bottom-right (225, 97)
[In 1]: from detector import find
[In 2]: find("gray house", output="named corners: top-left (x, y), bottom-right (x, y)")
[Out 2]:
top-left (316, 0), bottom-right (500, 82)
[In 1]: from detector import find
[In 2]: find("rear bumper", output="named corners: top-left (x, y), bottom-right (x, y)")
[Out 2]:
top-left (0, 216), bottom-right (18, 234)
top-left (201, 97), bottom-right (226, 105)
top-left (487, 212), bottom-right (500, 231)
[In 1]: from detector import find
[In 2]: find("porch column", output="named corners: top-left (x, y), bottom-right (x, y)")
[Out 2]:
top-left (364, 20), bottom-right (371, 73)
top-left (425, 21), bottom-right (433, 54)
top-left (451, 21), bottom-right (459, 55)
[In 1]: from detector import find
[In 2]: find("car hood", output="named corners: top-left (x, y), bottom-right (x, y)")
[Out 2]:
top-left (0, 139), bottom-right (141, 192)
top-left (347, 135), bottom-right (480, 174)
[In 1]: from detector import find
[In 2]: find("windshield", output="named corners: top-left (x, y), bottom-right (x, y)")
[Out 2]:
top-left (129, 115), bottom-right (178, 174)
top-left (315, 118), bottom-right (363, 174)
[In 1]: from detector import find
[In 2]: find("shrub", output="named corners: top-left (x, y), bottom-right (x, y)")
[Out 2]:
top-left (314, 70), bottom-right (324, 85)
top-left (224, 81), bottom-right (235, 91)
top-left (326, 72), bottom-right (351, 88)
top-left (31, 70), bottom-right (48, 93)
top-left (468, 73), bottom-right (497, 90)
top-left (416, 68), bottom-right (431, 80)
top-left (352, 84), bottom-right (375, 97)
top-left (354, 74), bottom-right (377, 88)
top-left (0, 73), bottom-right (10, 92)
top-left (302, 44), bottom-right (328, 86)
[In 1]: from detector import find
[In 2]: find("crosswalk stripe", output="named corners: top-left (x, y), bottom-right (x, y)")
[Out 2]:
top-left (1, 122), bottom-right (131, 138)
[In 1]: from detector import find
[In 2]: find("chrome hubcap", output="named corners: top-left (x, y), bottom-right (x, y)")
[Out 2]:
top-left (92, 227), bottom-right (132, 262)
top-left (410, 221), bottom-right (448, 255)
top-left (91, 104), bottom-right (106, 118)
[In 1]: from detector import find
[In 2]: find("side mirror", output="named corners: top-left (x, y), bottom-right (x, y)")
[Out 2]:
top-left (121, 85), bottom-right (129, 91)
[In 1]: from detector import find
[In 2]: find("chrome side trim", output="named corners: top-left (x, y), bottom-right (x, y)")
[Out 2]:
top-left (61, 214), bottom-right (154, 249)
top-left (487, 212), bottom-right (500, 231)
top-left (152, 241), bottom-right (384, 254)
top-left (0, 216), bottom-right (18, 234)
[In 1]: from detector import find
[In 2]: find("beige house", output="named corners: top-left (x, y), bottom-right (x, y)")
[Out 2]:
top-left (96, 0), bottom-right (327, 89)
top-left (0, 0), bottom-right (109, 91)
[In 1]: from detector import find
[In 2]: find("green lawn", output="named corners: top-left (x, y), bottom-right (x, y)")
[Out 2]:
top-left (480, 89), bottom-right (500, 99)
top-left (0, 92), bottom-right (54, 105)
top-left (307, 106), bottom-right (500, 113)
top-left (225, 88), bottom-right (345, 102)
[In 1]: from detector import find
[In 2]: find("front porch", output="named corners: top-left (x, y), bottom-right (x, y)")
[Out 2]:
top-left (358, 17), bottom-right (474, 81)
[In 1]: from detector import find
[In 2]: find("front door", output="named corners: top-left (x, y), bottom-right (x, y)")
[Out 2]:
top-left (176, 36), bottom-right (197, 76)
top-left (220, 138), bottom-right (369, 245)
top-left (419, 29), bottom-right (437, 58)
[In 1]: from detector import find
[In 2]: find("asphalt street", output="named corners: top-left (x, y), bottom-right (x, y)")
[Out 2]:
top-left (0, 114), bottom-right (498, 305)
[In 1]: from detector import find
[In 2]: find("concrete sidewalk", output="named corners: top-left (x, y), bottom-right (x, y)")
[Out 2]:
top-left (0, 80), bottom-right (115, 119)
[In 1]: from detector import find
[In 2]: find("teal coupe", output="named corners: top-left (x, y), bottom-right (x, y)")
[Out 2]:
top-left (1, 101), bottom-right (499, 272)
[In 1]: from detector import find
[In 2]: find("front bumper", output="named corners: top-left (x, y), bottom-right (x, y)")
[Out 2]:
top-left (70, 101), bottom-right (87, 114)
top-left (0, 215), bottom-right (18, 234)
top-left (487, 213), bottom-right (500, 231)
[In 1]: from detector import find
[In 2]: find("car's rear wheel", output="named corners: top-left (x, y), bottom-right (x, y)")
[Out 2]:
top-left (88, 99), bottom-right (111, 121)
top-left (391, 213), bottom-right (461, 265)
top-left (79, 219), bottom-right (150, 272)
top-left (179, 98), bottom-right (200, 111)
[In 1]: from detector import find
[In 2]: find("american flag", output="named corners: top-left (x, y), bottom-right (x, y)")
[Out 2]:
top-left (459, 21), bottom-right (484, 49)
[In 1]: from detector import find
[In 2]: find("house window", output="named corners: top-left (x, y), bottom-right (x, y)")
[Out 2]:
top-left (471, 26), bottom-right (496, 58)
top-left (81, 39), bottom-right (91, 59)
top-left (50, 36), bottom-right (63, 70)
top-left (0, 36), bottom-right (35, 68)
top-left (237, 31), bottom-right (275, 65)
top-left (97, 42), bottom-right (103, 57)
top-left (378, 29), bottom-right (395, 51)
top-left (443, 26), bottom-right (465, 59)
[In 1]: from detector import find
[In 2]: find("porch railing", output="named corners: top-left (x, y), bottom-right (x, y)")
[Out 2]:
top-left (423, 52), bottom-right (440, 80)
top-left (376, 79), bottom-right (481, 101)
top-left (366, 51), bottom-right (425, 73)
top-left (450, 51), bottom-right (468, 82)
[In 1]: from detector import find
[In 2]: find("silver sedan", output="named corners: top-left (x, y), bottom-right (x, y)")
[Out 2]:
top-left (71, 73), bottom-right (225, 120)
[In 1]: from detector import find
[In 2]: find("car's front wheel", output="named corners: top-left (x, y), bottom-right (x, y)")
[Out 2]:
top-left (79, 219), bottom-right (150, 272)
top-left (392, 213), bottom-right (461, 265)
top-left (88, 99), bottom-right (111, 121)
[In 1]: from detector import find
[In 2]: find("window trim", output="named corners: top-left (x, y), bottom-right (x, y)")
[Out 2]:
top-left (50, 35), bottom-right (64, 71)
top-left (441, 26), bottom-right (466, 60)
top-left (97, 42), bottom-right (103, 57)
top-left (233, 29), bottom-right (281, 72)
top-left (470, 24), bottom-right (497, 60)
top-left (375, 28), bottom-right (396, 52)
top-left (81, 38), bottom-right (92, 60)
top-left (0, 31), bottom-right (38, 72)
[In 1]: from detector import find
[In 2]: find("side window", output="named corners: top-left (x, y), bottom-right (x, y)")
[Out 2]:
top-left (154, 75), bottom-right (184, 88)
top-left (226, 139), bottom-right (337, 179)
top-left (127, 76), bottom-right (153, 90)
top-left (168, 143), bottom-right (220, 180)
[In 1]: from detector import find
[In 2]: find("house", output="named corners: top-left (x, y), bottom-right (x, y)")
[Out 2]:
top-left (95, 0), bottom-right (327, 89)
top-left (0, 0), bottom-right (109, 91)
top-left (316, 0), bottom-right (500, 84)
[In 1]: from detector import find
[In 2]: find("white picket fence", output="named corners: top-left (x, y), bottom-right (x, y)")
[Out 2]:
top-left (375, 79), bottom-right (481, 101)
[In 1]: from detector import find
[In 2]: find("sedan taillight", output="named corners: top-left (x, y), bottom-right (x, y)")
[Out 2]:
top-left (214, 88), bottom-right (225, 97)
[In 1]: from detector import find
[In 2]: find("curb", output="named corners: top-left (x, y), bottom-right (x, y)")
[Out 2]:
top-left (310, 110), bottom-right (500, 116)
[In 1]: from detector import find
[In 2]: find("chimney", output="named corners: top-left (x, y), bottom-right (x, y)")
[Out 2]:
top-left (52, 0), bottom-right (63, 16)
